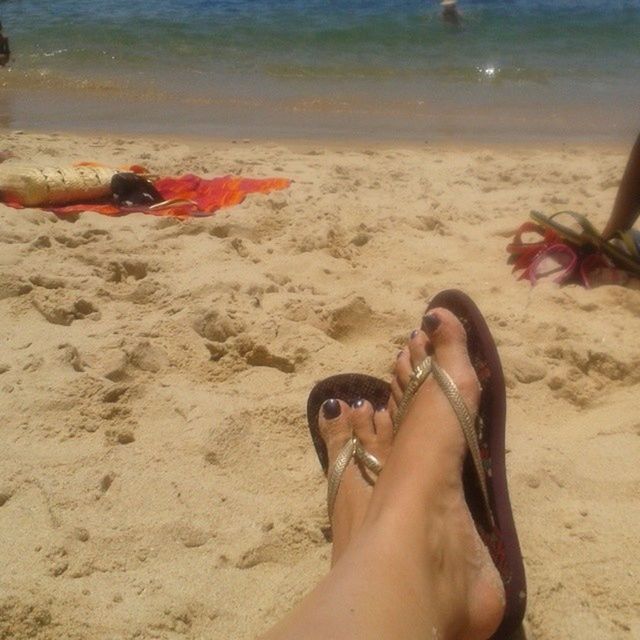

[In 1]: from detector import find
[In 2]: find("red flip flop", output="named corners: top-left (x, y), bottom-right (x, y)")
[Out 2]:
top-left (506, 220), bottom-right (557, 257)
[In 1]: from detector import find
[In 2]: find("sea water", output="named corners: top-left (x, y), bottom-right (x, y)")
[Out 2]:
top-left (1, 0), bottom-right (639, 141)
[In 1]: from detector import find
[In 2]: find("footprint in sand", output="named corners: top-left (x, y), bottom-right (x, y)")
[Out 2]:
top-left (104, 260), bottom-right (148, 283)
top-left (30, 235), bottom-right (52, 249)
top-left (244, 344), bottom-right (295, 373)
top-left (33, 296), bottom-right (100, 326)
top-left (127, 341), bottom-right (170, 373)
top-left (29, 274), bottom-right (66, 290)
top-left (0, 273), bottom-right (32, 299)
top-left (193, 309), bottom-right (245, 343)
top-left (235, 520), bottom-right (324, 569)
top-left (0, 486), bottom-right (14, 506)
top-left (58, 344), bottom-right (86, 372)
top-left (323, 296), bottom-right (377, 342)
top-left (0, 596), bottom-right (53, 634)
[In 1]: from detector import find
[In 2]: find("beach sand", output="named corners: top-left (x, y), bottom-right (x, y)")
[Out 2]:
top-left (0, 129), bottom-right (638, 639)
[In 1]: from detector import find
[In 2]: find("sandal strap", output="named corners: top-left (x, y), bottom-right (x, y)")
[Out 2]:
top-left (431, 360), bottom-right (494, 526)
top-left (355, 439), bottom-right (383, 474)
top-left (327, 438), bottom-right (355, 518)
top-left (392, 358), bottom-right (431, 433)
top-left (392, 354), bottom-right (494, 526)
top-left (327, 437), bottom-right (382, 519)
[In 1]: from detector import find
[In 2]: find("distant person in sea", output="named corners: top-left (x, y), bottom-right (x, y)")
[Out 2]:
top-left (440, 0), bottom-right (462, 26)
top-left (0, 22), bottom-right (10, 67)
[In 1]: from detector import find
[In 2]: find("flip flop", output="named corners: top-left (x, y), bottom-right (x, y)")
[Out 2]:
top-left (307, 374), bottom-right (390, 518)
top-left (611, 229), bottom-right (640, 261)
top-left (580, 253), bottom-right (631, 288)
top-left (573, 216), bottom-right (640, 277)
top-left (412, 289), bottom-right (526, 639)
top-left (529, 210), bottom-right (587, 246)
top-left (506, 221), bottom-right (563, 277)
top-left (506, 221), bottom-right (558, 257)
top-left (307, 291), bottom-right (527, 638)
top-left (531, 210), bottom-right (640, 277)
top-left (525, 243), bottom-right (578, 285)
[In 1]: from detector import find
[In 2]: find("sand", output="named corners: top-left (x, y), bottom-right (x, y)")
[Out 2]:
top-left (0, 130), bottom-right (638, 640)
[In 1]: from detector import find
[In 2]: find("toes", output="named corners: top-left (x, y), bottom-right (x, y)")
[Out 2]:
top-left (390, 376), bottom-right (403, 406)
top-left (421, 308), bottom-right (467, 347)
top-left (421, 308), bottom-right (468, 360)
top-left (421, 308), bottom-right (480, 406)
top-left (373, 407), bottom-right (394, 444)
top-left (349, 398), bottom-right (375, 445)
top-left (390, 329), bottom-right (432, 412)
top-left (318, 398), bottom-right (352, 447)
top-left (394, 346), bottom-right (413, 388)
top-left (395, 331), bottom-right (432, 388)
top-left (408, 329), bottom-right (430, 369)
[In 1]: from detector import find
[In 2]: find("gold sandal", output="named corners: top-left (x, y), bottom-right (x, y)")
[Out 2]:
top-left (326, 436), bottom-right (383, 518)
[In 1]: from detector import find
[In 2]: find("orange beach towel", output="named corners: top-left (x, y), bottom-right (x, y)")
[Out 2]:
top-left (4, 169), bottom-right (290, 218)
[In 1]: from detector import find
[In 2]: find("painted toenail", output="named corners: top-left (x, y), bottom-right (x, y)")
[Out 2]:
top-left (421, 313), bottom-right (441, 334)
top-left (397, 350), bottom-right (403, 359)
top-left (322, 399), bottom-right (341, 419)
top-left (410, 329), bottom-right (419, 339)
top-left (352, 398), bottom-right (365, 409)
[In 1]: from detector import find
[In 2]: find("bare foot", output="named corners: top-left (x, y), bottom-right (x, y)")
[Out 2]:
top-left (390, 311), bottom-right (480, 440)
top-left (318, 398), bottom-right (394, 564)
top-left (370, 307), bottom-right (505, 639)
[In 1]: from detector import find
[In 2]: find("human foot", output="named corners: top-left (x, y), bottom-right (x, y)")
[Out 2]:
top-left (370, 307), bottom-right (506, 639)
top-left (317, 397), bottom-right (394, 564)
top-left (390, 309), bottom-right (481, 456)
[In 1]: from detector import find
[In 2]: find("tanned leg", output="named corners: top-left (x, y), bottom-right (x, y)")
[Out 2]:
top-left (602, 132), bottom-right (640, 240)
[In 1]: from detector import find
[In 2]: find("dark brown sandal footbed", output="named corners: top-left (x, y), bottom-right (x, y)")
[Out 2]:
top-left (426, 289), bottom-right (526, 640)
top-left (306, 373), bottom-right (391, 474)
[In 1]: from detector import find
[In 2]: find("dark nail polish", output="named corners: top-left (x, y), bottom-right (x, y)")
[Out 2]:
top-left (410, 329), bottom-right (419, 339)
top-left (396, 350), bottom-right (403, 359)
top-left (352, 398), bottom-right (365, 409)
top-left (422, 313), bottom-right (441, 334)
top-left (321, 398), bottom-right (341, 420)
top-left (375, 405), bottom-right (387, 412)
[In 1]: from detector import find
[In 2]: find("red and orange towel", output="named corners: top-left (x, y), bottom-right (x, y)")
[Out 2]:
top-left (2, 164), bottom-right (290, 218)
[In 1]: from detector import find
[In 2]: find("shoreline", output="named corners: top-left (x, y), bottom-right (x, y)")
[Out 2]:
top-left (0, 123), bottom-right (632, 157)
top-left (0, 84), bottom-right (637, 147)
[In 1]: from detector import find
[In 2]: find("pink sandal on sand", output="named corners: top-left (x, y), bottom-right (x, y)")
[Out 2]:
top-left (580, 253), bottom-right (631, 288)
top-left (306, 290), bottom-right (527, 640)
top-left (524, 242), bottom-right (578, 285)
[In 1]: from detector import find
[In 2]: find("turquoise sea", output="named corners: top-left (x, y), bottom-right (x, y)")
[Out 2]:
top-left (0, 0), bottom-right (639, 141)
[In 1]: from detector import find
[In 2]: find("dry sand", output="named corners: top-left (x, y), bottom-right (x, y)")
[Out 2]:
top-left (0, 130), bottom-right (638, 639)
